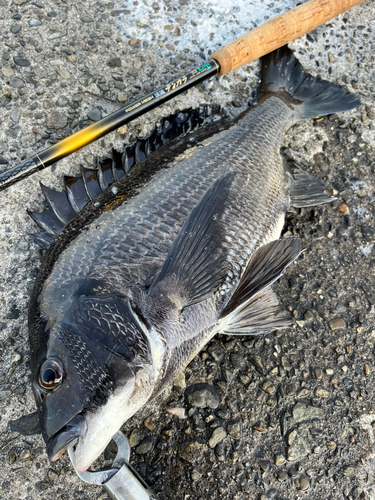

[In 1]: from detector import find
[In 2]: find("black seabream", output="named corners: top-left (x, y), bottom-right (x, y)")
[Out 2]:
top-left (28, 47), bottom-right (359, 472)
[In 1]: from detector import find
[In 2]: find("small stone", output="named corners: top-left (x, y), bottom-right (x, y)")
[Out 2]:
top-left (314, 368), bottom-right (323, 380)
top-left (19, 449), bottom-right (30, 460)
top-left (327, 441), bottom-right (336, 451)
top-left (262, 380), bottom-right (276, 395)
top-left (117, 92), bottom-right (127, 103)
top-left (135, 436), bottom-right (154, 455)
top-left (11, 353), bottom-right (21, 364)
top-left (239, 375), bottom-right (250, 385)
top-left (29, 18), bottom-right (42, 27)
top-left (338, 203), bottom-right (349, 214)
top-left (340, 189), bottom-right (353, 202)
top-left (326, 368), bottom-right (334, 375)
top-left (47, 469), bottom-right (58, 481)
top-left (9, 77), bottom-right (25, 88)
top-left (173, 372), bottom-right (186, 391)
top-left (163, 428), bottom-right (174, 437)
top-left (368, 111), bottom-right (375, 120)
top-left (227, 421), bottom-right (241, 438)
top-left (296, 388), bottom-right (309, 398)
top-left (87, 108), bottom-right (102, 121)
top-left (56, 96), bottom-right (69, 107)
top-left (2, 67), bottom-right (14, 77)
top-left (313, 446), bottom-right (321, 454)
top-left (128, 428), bottom-right (141, 448)
top-left (46, 111), bottom-right (67, 129)
top-left (133, 58), bottom-right (142, 70)
top-left (315, 388), bottom-right (329, 398)
top-left (57, 68), bottom-right (70, 79)
top-left (0, 389), bottom-right (12, 400)
top-left (357, 187), bottom-right (367, 198)
top-left (47, 31), bottom-right (68, 40)
top-left (296, 476), bottom-right (310, 491)
top-left (49, 59), bottom-right (65, 66)
top-left (292, 402), bottom-right (324, 424)
top-left (178, 440), bottom-right (205, 462)
top-left (348, 134), bottom-right (357, 143)
top-left (287, 431), bottom-right (309, 461)
top-left (328, 53), bottom-right (336, 63)
top-left (108, 56), bottom-right (121, 67)
top-left (364, 364), bottom-right (370, 376)
top-left (98, 83), bottom-right (110, 92)
top-left (10, 24), bottom-right (22, 34)
top-left (185, 383), bottom-right (220, 409)
top-left (329, 318), bottom-right (346, 330)
top-left (166, 407), bottom-right (186, 419)
top-left (208, 427), bottom-right (226, 448)
top-left (303, 310), bottom-right (314, 321)
top-left (13, 57), bottom-right (30, 67)
top-left (10, 109), bottom-right (21, 123)
top-left (81, 15), bottom-right (94, 23)
top-left (341, 365), bottom-right (348, 373)
top-left (143, 417), bottom-right (156, 431)
top-left (191, 468), bottom-right (201, 481)
top-left (275, 454), bottom-right (285, 464)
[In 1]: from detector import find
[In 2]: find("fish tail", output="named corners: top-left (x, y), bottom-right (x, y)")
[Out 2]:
top-left (261, 45), bottom-right (360, 121)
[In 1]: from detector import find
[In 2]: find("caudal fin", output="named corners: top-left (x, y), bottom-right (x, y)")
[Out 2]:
top-left (261, 46), bottom-right (360, 121)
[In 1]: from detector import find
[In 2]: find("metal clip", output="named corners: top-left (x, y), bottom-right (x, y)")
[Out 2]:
top-left (68, 431), bottom-right (158, 500)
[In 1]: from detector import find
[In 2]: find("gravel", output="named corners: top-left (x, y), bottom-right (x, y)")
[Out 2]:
top-left (0, 0), bottom-right (375, 499)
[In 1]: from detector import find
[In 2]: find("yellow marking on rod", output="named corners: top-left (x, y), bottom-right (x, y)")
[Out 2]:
top-left (35, 154), bottom-right (46, 169)
top-left (51, 122), bottom-right (105, 157)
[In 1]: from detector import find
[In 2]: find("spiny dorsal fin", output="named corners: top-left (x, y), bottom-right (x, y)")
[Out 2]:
top-left (222, 238), bottom-right (301, 319)
top-left (149, 173), bottom-right (235, 308)
top-left (29, 105), bottom-right (224, 249)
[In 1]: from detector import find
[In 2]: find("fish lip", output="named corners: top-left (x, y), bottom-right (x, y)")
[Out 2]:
top-left (46, 414), bottom-right (87, 461)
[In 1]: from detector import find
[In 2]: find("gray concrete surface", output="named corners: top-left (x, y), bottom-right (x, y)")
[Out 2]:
top-left (0, 0), bottom-right (374, 499)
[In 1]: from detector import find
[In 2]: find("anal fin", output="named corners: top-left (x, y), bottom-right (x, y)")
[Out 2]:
top-left (219, 238), bottom-right (301, 335)
top-left (289, 165), bottom-right (335, 208)
top-left (220, 288), bottom-right (292, 335)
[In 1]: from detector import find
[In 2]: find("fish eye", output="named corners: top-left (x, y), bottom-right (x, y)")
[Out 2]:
top-left (38, 359), bottom-right (64, 391)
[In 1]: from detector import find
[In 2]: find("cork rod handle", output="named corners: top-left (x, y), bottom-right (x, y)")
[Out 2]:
top-left (211, 0), bottom-right (365, 75)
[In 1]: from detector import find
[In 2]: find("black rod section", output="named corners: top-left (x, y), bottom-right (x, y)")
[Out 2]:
top-left (0, 60), bottom-right (219, 192)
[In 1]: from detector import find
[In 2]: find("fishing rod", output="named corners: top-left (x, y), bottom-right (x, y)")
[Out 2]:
top-left (0, 0), bottom-right (365, 193)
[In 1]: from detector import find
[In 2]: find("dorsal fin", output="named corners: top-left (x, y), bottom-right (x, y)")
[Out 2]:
top-left (29, 105), bottom-right (224, 248)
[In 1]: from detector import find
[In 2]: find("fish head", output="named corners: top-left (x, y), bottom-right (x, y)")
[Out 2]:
top-left (31, 284), bottom-right (155, 471)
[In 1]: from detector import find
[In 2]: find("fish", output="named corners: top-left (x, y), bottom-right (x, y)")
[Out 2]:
top-left (28, 46), bottom-right (360, 475)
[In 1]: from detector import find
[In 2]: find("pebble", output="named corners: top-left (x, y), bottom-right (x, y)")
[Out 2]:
top-left (117, 92), bottom-right (127, 103)
top-left (262, 380), bottom-right (276, 395)
top-left (227, 421), bottom-right (241, 438)
top-left (9, 77), bottom-right (25, 88)
top-left (357, 187), bottom-right (367, 197)
top-left (0, 389), bottom-right (12, 400)
top-left (338, 203), bottom-right (349, 214)
top-left (185, 383), bottom-right (220, 409)
top-left (296, 476), bottom-right (310, 491)
top-left (46, 111), bottom-right (67, 129)
top-left (29, 18), bottom-right (42, 27)
top-left (364, 364), bottom-right (370, 376)
top-left (10, 109), bottom-right (21, 123)
top-left (108, 56), bottom-right (121, 67)
top-left (143, 417), bottom-right (156, 431)
top-left (173, 372), bottom-right (186, 391)
top-left (135, 436), bottom-right (154, 455)
top-left (166, 407), bottom-right (186, 419)
top-left (208, 427), bottom-right (226, 448)
top-left (178, 440), bottom-right (205, 462)
top-left (47, 31), bottom-right (67, 40)
top-left (329, 318), bottom-right (346, 330)
top-left (129, 428), bottom-right (141, 448)
top-left (303, 310), bottom-right (314, 321)
top-left (19, 449), bottom-right (30, 460)
top-left (2, 67), bottom-right (14, 77)
top-left (13, 57), bottom-right (30, 67)
top-left (287, 431), bottom-right (309, 461)
top-left (315, 387), bottom-right (329, 398)
top-left (275, 454), bottom-right (285, 464)
top-left (56, 96), bottom-right (69, 107)
top-left (292, 402), bottom-right (323, 425)
top-left (10, 24), bottom-right (22, 34)
top-left (87, 108), bottom-right (102, 121)
top-left (327, 441), bottom-right (337, 451)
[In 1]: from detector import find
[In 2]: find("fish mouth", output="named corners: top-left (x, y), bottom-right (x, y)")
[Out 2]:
top-left (46, 414), bottom-right (87, 462)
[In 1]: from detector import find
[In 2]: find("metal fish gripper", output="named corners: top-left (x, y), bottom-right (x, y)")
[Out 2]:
top-left (68, 431), bottom-right (158, 500)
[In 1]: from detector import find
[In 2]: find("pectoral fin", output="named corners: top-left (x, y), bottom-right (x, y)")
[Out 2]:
top-left (149, 173), bottom-right (235, 308)
top-left (220, 238), bottom-right (301, 334)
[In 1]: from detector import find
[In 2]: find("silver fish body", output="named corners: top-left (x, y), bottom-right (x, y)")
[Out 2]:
top-left (28, 47), bottom-right (359, 472)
